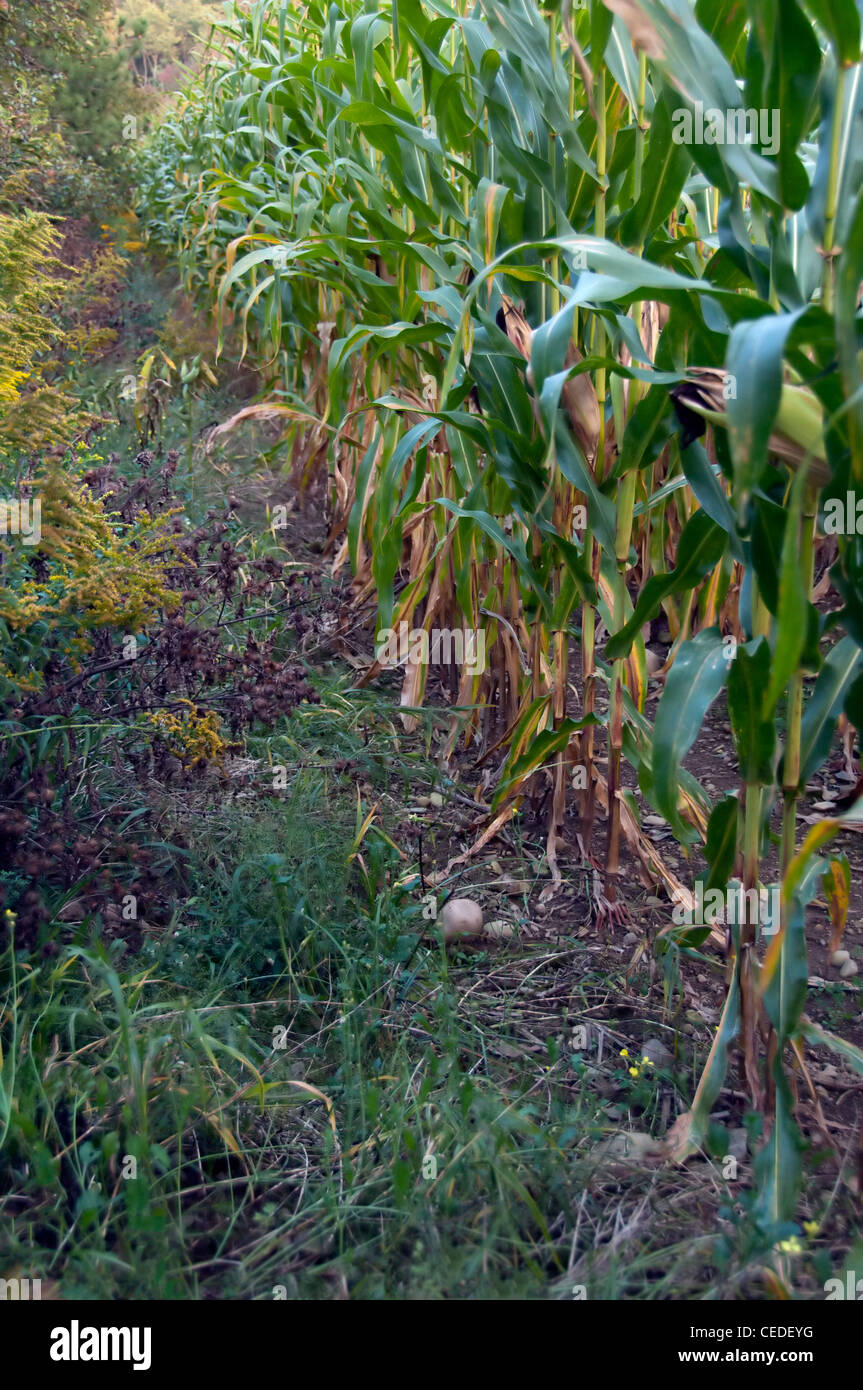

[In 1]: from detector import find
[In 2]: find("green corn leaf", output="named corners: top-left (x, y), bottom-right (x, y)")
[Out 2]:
top-left (605, 510), bottom-right (727, 659)
top-left (652, 627), bottom-right (730, 840)
top-left (796, 635), bottom-right (863, 785)
top-left (725, 309), bottom-right (806, 504)
top-left (727, 637), bottom-right (776, 785)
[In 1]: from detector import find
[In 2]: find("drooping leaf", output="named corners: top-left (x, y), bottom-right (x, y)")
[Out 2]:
top-left (652, 628), bottom-right (730, 839)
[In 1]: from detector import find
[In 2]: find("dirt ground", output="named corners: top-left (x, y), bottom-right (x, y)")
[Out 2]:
top-left (251, 460), bottom-right (862, 1206)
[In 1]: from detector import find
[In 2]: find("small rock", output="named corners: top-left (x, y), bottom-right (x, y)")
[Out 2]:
top-left (840, 959), bottom-right (859, 978)
top-left (726, 1127), bottom-right (748, 1162)
top-left (599, 1130), bottom-right (666, 1160)
top-left (641, 1037), bottom-right (673, 1067)
top-left (831, 949), bottom-right (851, 966)
top-left (645, 648), bottom-right (663, 675)
top-left (484, 918), bottom-right (516, 940)
top-left (645, 895), bottom-right (664, 908)
top-left (594, 1075), bottom-right (621, 1099)
top-left (56, 898), bottom-right (85, 922)
top-left (440, 898), bottom-right (483, 940)
top-left (428, 792), bottom-right (444, 808)
top-left (622, 931), bottom-right (638, 946)
top-left (500, 877), bottom-right (531, 895)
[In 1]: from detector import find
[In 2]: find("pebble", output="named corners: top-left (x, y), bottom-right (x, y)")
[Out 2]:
top-left (484, 919), bottom-right (516, 940)
top-left (641, 1037), bottom-right (673, 1067)
top-left (599, 1129), bottom-right (665, 1158)
top-left (501, 878), bottom-right (531, 895)
top-left (831, 949), bottom-right (851, 966)
top-left (840, 959), bottom-right (859, 978)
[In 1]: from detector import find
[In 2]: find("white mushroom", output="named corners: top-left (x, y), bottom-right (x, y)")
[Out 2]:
top-left (440, 898), bottom-right (484, 940)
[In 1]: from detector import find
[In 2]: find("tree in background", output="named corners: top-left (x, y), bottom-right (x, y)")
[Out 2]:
top-left (0, 1), bottom-right (221, 216)
top-left (118, 0), bottom-right (222, 87)
top-left (0, 0), bottom-right (112, 78)
top-left (47, 24), bottom-right (140, 167)
top-left (0, 1), bottom-right (145, 214)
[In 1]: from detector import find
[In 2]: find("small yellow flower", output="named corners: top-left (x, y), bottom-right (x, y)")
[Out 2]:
top-left (803, 1221), bottom-right (819, 1237)
top-left (619, 1048), bottom-right (629, 1058)
top-left (628, 1066), bottom-right (639, 1078)
top-left (777, 1237), bottom-right (803, 1255)
top-left (642, 1056), bottom-right (654, 1066)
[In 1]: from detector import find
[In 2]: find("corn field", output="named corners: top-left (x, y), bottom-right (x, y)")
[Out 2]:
top-left (137, 0), bottom-right (863, 1230)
